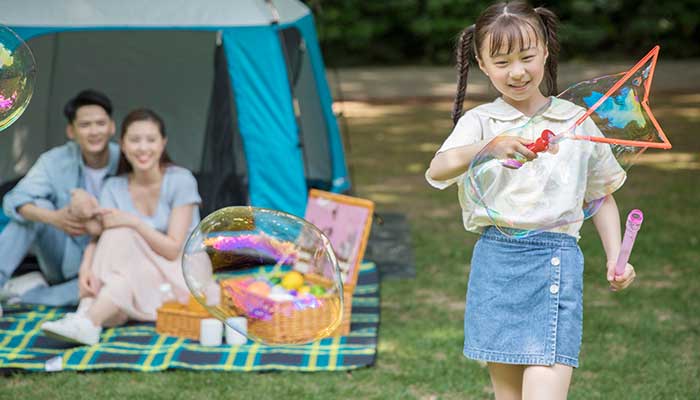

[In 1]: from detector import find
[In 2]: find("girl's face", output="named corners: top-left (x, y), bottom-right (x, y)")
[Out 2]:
top-left (477, 27), bottom-right (548, 104)
top-left (121, 120), bottom-right (167, 174)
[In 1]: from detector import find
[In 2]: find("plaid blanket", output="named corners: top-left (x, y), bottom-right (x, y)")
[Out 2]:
top-left (0, 263), bottom-right (378, 372)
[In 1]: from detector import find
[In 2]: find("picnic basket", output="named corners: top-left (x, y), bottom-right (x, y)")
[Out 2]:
top-left (157, 191), bottom-right (373, 342)
top-left (155, 296), bottom-right (210, 340)
top-left (219, 272), bottom-right (342, 344)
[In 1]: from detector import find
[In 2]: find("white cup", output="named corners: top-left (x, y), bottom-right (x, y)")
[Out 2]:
top-left (225, 317), bottom-right (248, 346)
top-left (199, 318), bottom-right (223, 346)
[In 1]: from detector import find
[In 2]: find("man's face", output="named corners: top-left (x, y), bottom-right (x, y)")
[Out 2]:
top-left (66, 105), bottom-right (115, 158)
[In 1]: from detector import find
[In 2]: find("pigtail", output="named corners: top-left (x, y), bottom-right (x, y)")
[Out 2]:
top-left (452, 25), bottom-right (475, 126)
top-left (535, 7), bottom-right (560, 96)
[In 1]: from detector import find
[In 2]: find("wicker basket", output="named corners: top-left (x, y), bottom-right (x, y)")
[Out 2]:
top-left (219, 273), bottom-right (345, 344)
top-left (155, 297), bottom-right (211, 340)
top-left (304, 189), bottom-right (375, 336)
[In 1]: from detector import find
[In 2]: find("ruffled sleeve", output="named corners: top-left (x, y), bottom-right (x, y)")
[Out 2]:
top-left (426, 110), bottom-right (483, 190)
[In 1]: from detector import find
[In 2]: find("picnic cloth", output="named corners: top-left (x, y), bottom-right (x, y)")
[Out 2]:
top-left (0, 263), bottom-right (379, 372)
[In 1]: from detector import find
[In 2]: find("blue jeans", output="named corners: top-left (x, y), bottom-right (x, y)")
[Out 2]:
top-left (0, 200), bottom-right (81, 306)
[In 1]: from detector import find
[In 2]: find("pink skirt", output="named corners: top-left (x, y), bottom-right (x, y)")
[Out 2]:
top-left (91, 227), bottom-right (190, 321)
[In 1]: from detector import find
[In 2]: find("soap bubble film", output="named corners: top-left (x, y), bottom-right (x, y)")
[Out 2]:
top-left (0, 25), bottom-right (36, 132)
top-left (182, 207), bottom-right (343, 345)
top-left (466, 111), bottom-right (607, 238)
top-left (557, 46), bottom-right (670, 165)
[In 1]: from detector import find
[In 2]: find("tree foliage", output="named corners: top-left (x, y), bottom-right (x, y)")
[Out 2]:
top-left (303, 0), bottom-right (700, 66)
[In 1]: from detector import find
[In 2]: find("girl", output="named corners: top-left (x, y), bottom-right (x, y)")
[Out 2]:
top-left (42, 108), bottom-right (201, 345)
top-left (426, 2), bottom-right (636, 399)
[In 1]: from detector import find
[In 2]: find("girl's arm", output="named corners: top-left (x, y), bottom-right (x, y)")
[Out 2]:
top-left (100, 205), bottom-right (195, 261)
top-left (428, 140), bottom-right (488, 181)
top-left (428, 136), bottom-right (537, 181)
top-left (591, 194), bottom-right (636, 290)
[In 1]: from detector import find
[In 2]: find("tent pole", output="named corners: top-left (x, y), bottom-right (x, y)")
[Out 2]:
top-left (263, 0), bottom-right (281, 25)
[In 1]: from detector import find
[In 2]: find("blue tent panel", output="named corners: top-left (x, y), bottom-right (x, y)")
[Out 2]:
top-left (223, 26), bottom-right (307, 216)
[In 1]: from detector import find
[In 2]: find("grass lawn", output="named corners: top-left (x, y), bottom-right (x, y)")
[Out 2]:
top-left (2, 93), bottom-right (699, 399)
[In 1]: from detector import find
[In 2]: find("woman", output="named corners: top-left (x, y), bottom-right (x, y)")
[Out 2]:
top-left (41, 108), bottom-right (201, 345)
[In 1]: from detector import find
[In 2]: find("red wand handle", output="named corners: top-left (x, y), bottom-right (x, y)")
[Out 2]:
top-left (526, 129), bottom-right (555, 153)
top-left (502, 129), bottom-right (555, 169)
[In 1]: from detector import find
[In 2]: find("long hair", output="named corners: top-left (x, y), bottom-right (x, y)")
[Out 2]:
top-left (117, 108), bottom-right (173, 175)
top-left (451, 1), bottom-right (560, 126)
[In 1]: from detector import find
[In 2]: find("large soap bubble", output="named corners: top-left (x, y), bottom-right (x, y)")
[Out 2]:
top-left (466, 111), bottom-right (606, 238)
top-left (182, 207), bottom-right (344, 345)
top-left (0, 25), bottom-right (36, 132)
top-left (466, 47), bottom-right (670, 238)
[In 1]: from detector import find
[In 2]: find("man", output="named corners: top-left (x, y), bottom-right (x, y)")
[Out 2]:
top-left (0, 89), bottom-right (120, 309)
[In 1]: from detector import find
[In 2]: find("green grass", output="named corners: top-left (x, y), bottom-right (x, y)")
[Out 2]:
top-left (2, 94), bottom-right (699, 399)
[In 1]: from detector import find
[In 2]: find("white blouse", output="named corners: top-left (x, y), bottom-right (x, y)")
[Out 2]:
top-left (426, 97), bottom-right (626, 239)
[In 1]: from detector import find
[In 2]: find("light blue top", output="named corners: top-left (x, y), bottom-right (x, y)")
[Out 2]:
top-left (99, 165), bottom-right (202, 234)
top-left (3, 141), bottom-right (120, 223)
top-left (2, 141), bottom-right (121, 276)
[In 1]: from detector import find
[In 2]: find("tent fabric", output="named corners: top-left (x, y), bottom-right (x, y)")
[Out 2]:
top-left (223, 26), bottom-right (307, 215)
top-left (1, 0), bottom-right (349, 217)
top-left (1, 0), bottom-right (308, 29)
top-left (295, 14), bottom-right (349, 192)
top-left (198, 44), bottom-right (249, 216)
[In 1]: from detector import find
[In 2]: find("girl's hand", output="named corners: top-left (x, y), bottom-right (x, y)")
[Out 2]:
top-left (486, 136), bottom-right (538, 161)
top-left (99, 208), bottom-right (141, 230)
top-left (606, 261), bottom-right (636, 291)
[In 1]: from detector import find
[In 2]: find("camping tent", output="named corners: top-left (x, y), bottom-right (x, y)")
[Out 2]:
top-left (0, 0), bottom-right (349, 218)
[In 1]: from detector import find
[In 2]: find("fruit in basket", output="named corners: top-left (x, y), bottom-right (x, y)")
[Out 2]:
top-left (268, 285), bottom-right (295, 302)
top-left (247, 280), bottom-right (271, 297)
top-left (182, 206), bottom-right (344, 344)
top-left (310, 285), bottom-right (326, 296)
top-left (298, 285), bottom-right (311, 296)
top-left (281, 271), bottom-right (304, 290)
top-left (269, 276), bottom-right (282, 286)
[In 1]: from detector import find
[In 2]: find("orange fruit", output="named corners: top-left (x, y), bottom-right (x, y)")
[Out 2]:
top-left (247, 281), bottom-right (271, 297)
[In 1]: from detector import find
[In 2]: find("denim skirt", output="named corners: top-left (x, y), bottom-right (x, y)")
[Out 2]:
top-left (463, 227), bottom-right (584, 368)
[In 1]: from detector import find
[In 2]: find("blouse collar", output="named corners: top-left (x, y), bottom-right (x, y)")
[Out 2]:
top-left (473, 96), bottom-right (583, 122)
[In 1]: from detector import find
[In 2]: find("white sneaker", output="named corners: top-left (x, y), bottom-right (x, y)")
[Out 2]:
top-left (1, 271), bottom-right (48, 300)
top-left (41, 314), bottom-right (102, 346)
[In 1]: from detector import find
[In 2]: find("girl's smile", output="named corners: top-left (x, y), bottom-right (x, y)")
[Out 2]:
top-left (508, 80), bottom-right (530, 88)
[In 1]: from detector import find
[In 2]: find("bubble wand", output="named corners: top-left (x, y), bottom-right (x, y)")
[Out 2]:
top-left (615, 209), bottom-right (643, 276)
top-left (502, 46), bottom-right (671, 169)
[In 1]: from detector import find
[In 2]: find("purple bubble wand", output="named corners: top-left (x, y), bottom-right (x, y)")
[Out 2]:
top-left (615, 209), bottom-right (643, 276)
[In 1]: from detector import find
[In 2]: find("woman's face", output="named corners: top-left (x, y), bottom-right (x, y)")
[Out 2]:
top-left (121, 120), bottom-right (167, 174)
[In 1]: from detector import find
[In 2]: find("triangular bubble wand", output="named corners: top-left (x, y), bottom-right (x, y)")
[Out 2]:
top-left (504, 45), bottom-right (671, 169)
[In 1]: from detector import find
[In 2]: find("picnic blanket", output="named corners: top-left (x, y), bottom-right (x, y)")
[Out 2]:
top-left (0, 263), bottom-right (379, 372)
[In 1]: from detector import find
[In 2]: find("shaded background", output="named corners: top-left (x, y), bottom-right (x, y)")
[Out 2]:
top-left (303, 0), bottom-right (700, 66)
